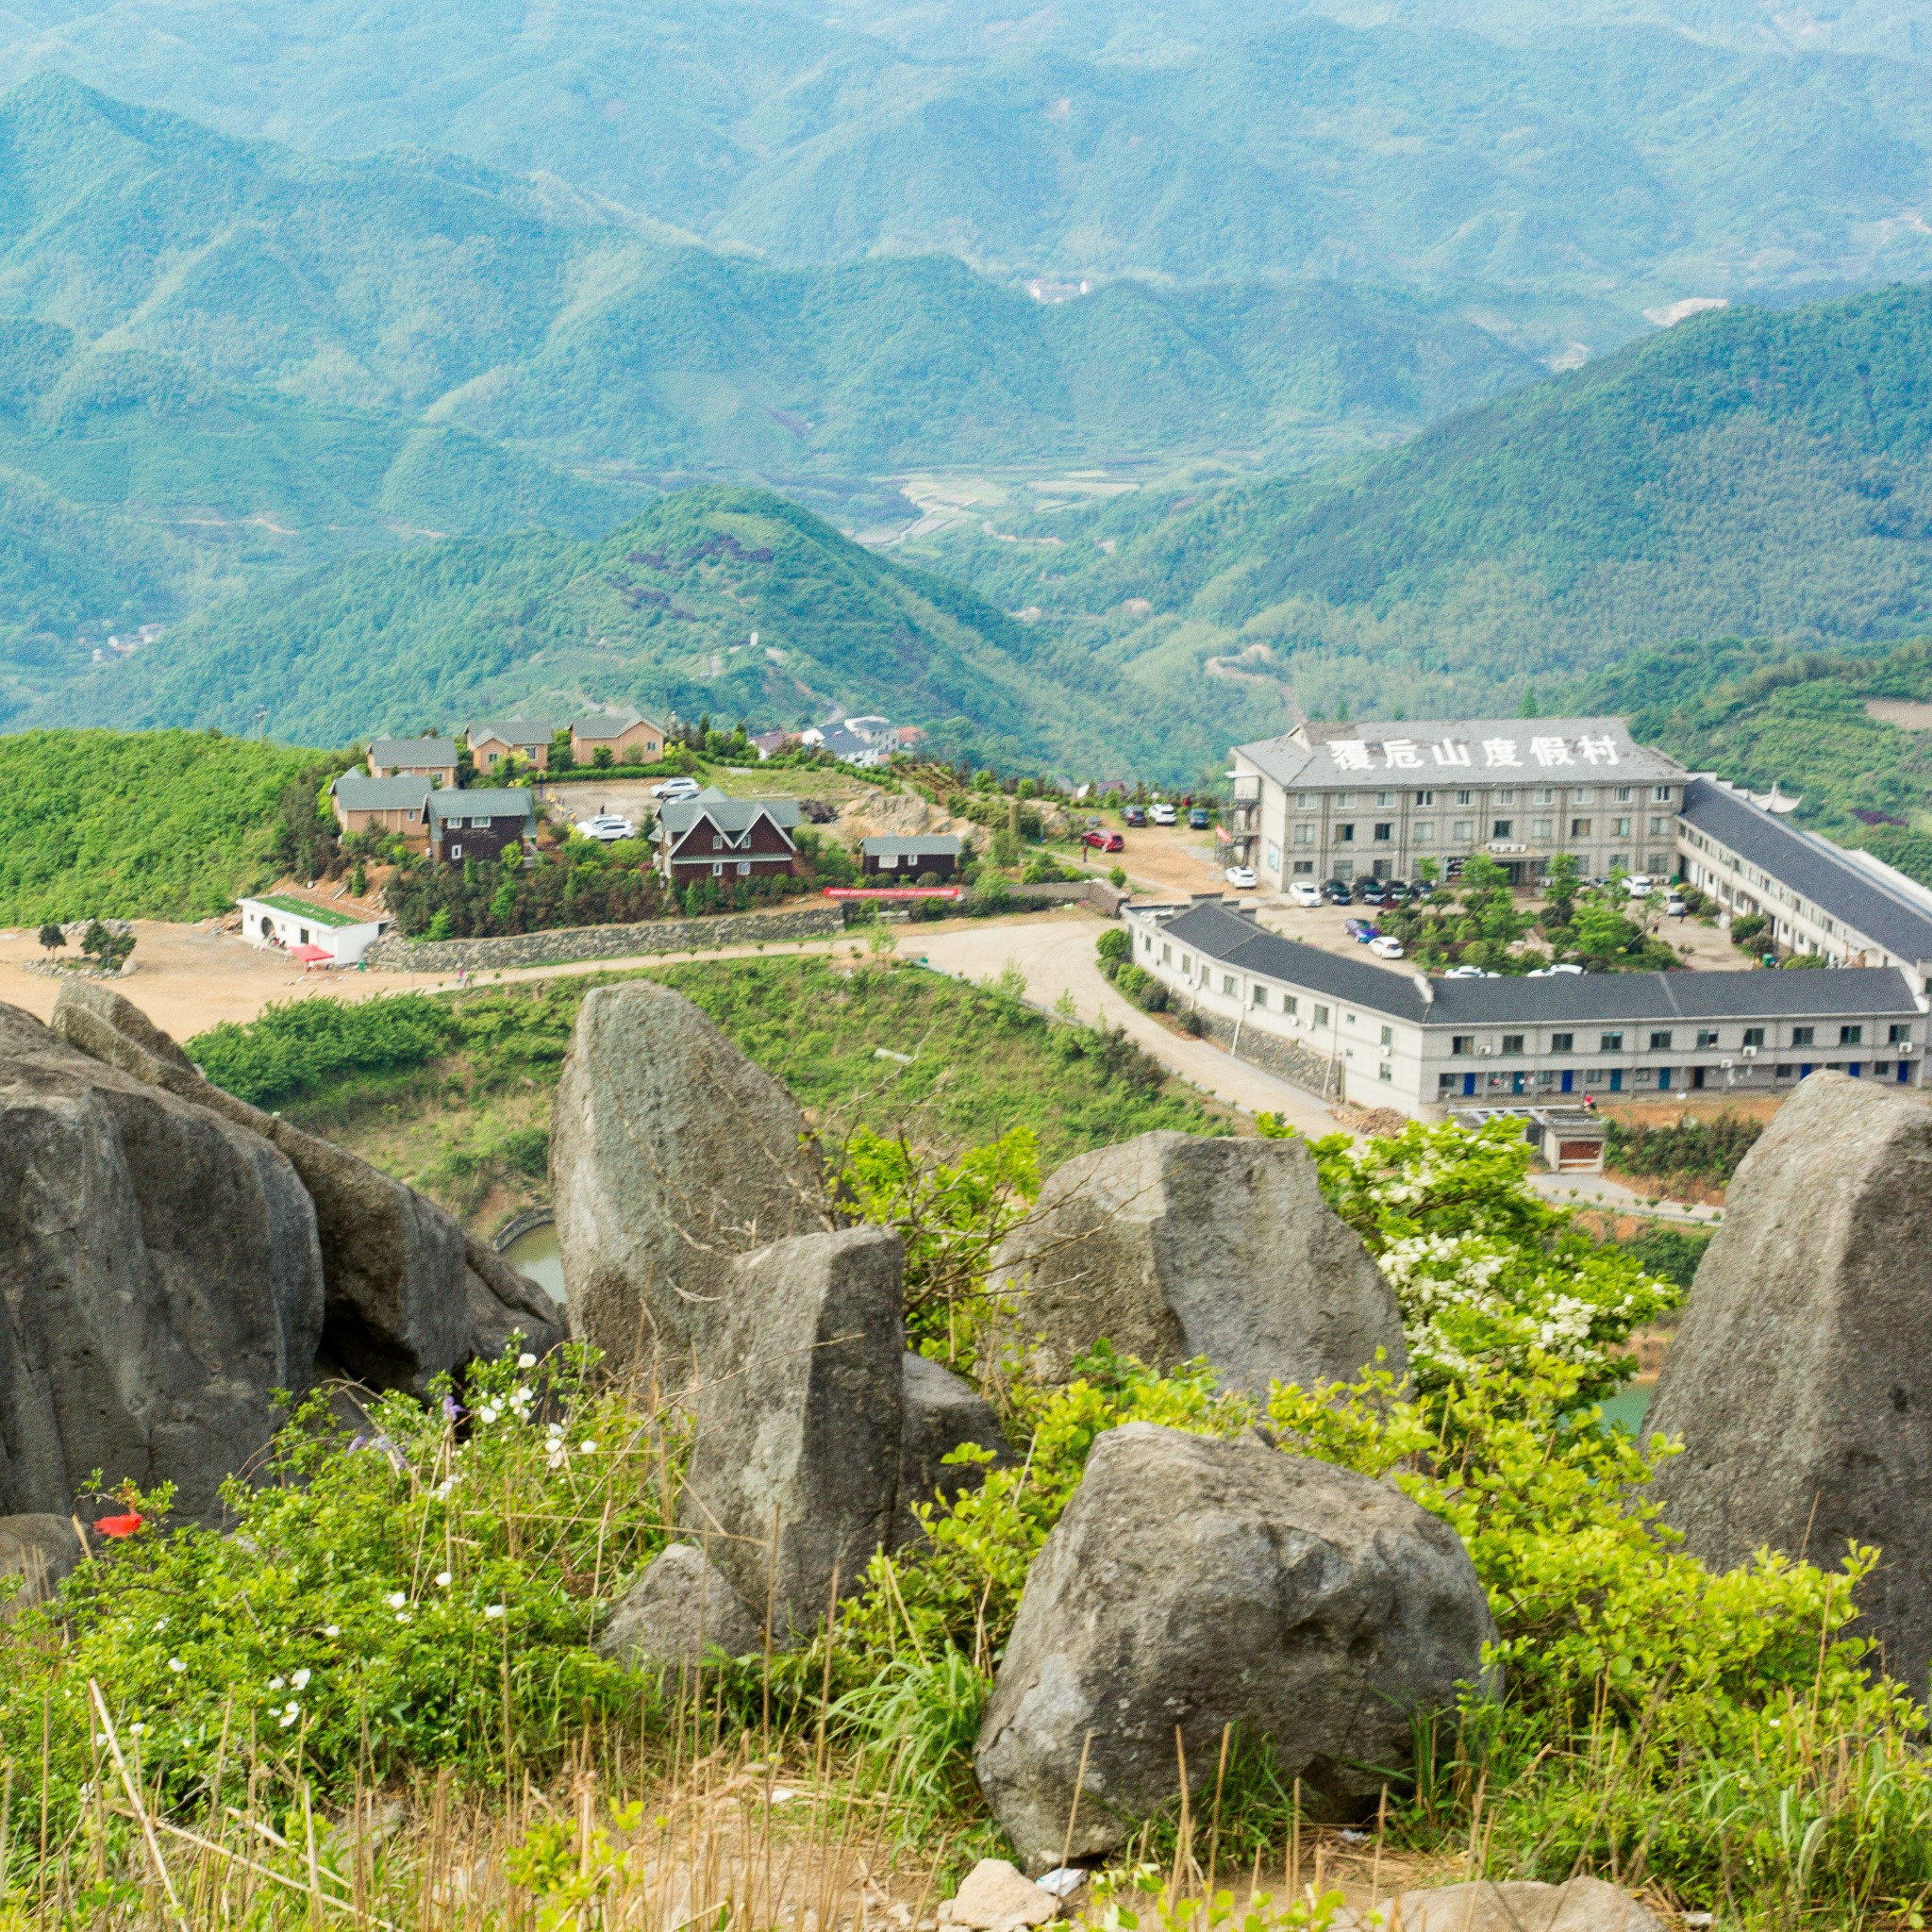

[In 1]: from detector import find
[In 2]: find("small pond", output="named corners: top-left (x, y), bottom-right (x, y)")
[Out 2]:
top-left (501, 1217), bottom-right (565, 1303)
top-left (1595, 1376), bottom-right (1655, 1437)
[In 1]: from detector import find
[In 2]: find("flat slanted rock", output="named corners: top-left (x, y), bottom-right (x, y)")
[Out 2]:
top-left (991, 1130), bottom-right (1405, 1394)
top-left (550, 982), bottom-right (828, 1381)
top-left (677, 1225), bottom-right (905, 1638)
top-left (0, 1001), bottom-right (324, 1522)
top-left (53, 980), bottom-right (561, 1388)
top-left (1647, 1072), bottom-right (1932, 1698)
top-left (975, 1422), bottom-right (1495, 1870)
top-left (595, 1541), bottom-right (762, 1674)
top-left (897, 1351), bottom-right (1012, 1541)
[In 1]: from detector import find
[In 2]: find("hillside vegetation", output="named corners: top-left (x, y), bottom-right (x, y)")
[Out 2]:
top-left (919, 286), bottom-right (1932, 730)
top-left (54, 485), bottom-right (1267, 777)
top-left (0, 728), bottom-right (341, 923)
top-left (1577, 634), bottom-right (1932, 885)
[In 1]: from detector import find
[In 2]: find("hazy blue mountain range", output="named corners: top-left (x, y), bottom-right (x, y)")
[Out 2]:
top-left (0, 75), bottom-right (1539, 481)
top-left (0, 1), bottom-right (1925, 359)
top-left (910, 283), bottom-right (1932, 732)
top-left (43, 486), bottom-right (1277, 779)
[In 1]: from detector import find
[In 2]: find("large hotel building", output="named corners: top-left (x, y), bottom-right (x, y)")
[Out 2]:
top-left (1225, 717), bottom-right (1687, 889)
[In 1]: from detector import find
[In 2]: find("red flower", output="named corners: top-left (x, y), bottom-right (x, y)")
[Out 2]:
top-left (93, 1511), bottom-right (143, 1539)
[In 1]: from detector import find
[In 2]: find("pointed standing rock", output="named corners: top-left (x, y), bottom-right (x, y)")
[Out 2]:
top-left (1647, 1072), bottom-right (1932, 1699)
top-left (991, 1130), bottom-right (1405, 1394)
top-left (550, 982), bottom-right (828, 1381)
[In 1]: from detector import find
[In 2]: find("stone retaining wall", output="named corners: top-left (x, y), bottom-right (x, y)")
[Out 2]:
top-left (1007, 879), bottom-right (1129, 913)
top-left (364, 904), bottom-right (849, 974)
top-left (1191, 1007), bottom-right (1343, 1102)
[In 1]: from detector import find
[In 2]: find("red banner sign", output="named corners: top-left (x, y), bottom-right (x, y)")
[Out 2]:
top-left (824, 886), bottom-right (963, 901)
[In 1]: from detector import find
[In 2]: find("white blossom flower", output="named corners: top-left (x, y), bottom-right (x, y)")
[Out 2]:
top-left (484, 1604), bottom-right (506, 1621)
top-left (518, 1352), bottom-right (537, 1369)
top-left (386, 1591), bottom-right (407, 1609)
top-left (279, 1703), bottom-right (301, 1729)
top-left (291, 1669), bottom-right (311, 1691)
top-left (435, 1571), bottom-right (452, 1589)
top-left (479, 1403), bottom-right (501, 1424)
top-left (268, 1675), bottom-right (286, 1692)
top-left (128, 1723), bottom-right (145, 1738)
top-left (578, 1440), bottom-right (597, 1455)
top-left (395, 1609), bottom-right (412, 1624)
top-left (167, 1657), bottom-right (186, 1674)
top-left (324, 1625), bottom-right (341, 1638)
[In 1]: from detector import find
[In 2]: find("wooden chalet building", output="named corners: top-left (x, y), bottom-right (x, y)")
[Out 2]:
top-left (654, 787), bottom-right (803, 885)
top-left (426, 789), bottom-right (538, 864)
top-left (859, 834), bottom-right (961, 879)
top-left (367, 736), bottom-right (458, 784)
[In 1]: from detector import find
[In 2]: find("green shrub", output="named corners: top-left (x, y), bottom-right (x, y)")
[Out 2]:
top-left (1606, 1110), bottom-right (1764, 1190)
top-left (188, 992), bottom-right (461, 1108)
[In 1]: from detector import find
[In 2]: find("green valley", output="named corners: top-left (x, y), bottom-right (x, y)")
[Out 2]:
top-left (50, 486), bottom-right (1274, 778)
top-left (915, 284), bottom-right (1932, 734)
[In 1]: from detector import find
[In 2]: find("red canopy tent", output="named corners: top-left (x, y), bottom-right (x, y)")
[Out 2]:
top-left (288, 943), bottom-right (334, 969)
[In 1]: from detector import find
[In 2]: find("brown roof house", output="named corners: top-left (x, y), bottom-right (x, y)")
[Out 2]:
top-left (332, 773), bottom-right (433, 846)
top-left (426, 789), bottom-right (539, 865)
top-left (367, 736), bottom-right (458, 783)
top-left (467, 718), bottom-right (555, 774)
top-left (570, 708), bottom-right (667, 766)
top-left (654, 788), bottom-right (803, 884)
top-left (860, 834), bottom-right (962, 879)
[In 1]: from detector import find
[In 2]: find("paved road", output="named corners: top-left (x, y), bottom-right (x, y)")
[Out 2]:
top-left (897, 909), bottom-right (1338, 1136)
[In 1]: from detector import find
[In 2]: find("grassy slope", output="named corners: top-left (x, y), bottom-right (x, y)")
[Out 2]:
top-left (916, 284), bottom-right (1932, 725)
top-left (190, 956), bottom-right (1227, 1223)
top-left (0, 727), bottom-right (340, 922)
top-left (53, 484), bottom-right (1268, 779)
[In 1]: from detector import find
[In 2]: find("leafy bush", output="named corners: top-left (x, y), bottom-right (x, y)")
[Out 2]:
top-left (1264, 1115), bottom-right (1678, 1395)
top-left (1, 1346), bottom-right (669, 1854)
top-left (188, 992), bottom-right (461, 1108)
top-left (1606, 1110), bottom-right (1765, 1190)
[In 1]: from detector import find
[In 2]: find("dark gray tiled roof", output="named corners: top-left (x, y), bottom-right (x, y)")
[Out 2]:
top-left (658, 793), bottom-right (803, 838)
top-left (1157, 903), bottom-right (1921, 1026)
top-left (861, 835), bottom-right (962, 857)
top-left (426, 789), bottom-right (537, 827)
top-left (571, 708), bottom-right (650, 738)
top-left (368, 736), bottom-right (457, 767)
top-left (334, 773), bottom-right (432, 811)
top-left (468, 718), bottom-right (555, 745)
top-left (1680, 776), bottom-right (1932, 968)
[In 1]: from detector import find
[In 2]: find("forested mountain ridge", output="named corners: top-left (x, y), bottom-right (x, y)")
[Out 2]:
top-left (0, 0), bottom-right (1925, 358)
top-left (45, 486), bottom-right (1274, 779)
top-left (914, 284), bottom-right (1932, 731)
top-left (0, 75), bottom-right (1540, 482)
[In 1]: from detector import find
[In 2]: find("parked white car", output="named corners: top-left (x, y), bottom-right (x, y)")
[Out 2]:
top-left (577, 813), bottom-right (637, 842)
top-left (1367, 935), bottom-right (1406, 959)
top-left (1224, 866), bottom-right (1257, 889)
top-left (1288, 880), bottom-right (1323, 908)
top-left (1443, 963), bottom-right (1489, 978)
top-left (651, 775), bottom-right (702, 801)
top-left (1622, 873), bottom-right (1655, 897)
top-left (1149, 801), bottom-right (1177, 824)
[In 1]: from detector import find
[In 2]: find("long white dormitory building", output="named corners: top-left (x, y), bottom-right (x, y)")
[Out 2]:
top-left (1131, 712), bottom-right (1932, 1119)
top-left (1127, 900), bottom-right (1924, 1116)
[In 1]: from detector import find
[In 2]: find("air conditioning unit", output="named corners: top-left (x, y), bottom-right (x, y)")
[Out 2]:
top-left (1478, 1045), bottom-right (1493, 1057)
top-left (1741, 1044), bottom-right (1758, 1058)
top-left (1901, 1042), bottom-right (1917, 1057)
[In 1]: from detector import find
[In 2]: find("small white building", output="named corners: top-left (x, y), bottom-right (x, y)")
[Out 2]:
top-left (237, 894), bottom-right (388, 965)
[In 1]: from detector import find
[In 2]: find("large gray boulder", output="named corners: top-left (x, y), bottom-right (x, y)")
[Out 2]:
top-left (0, 1514), bottom-right (84, 1621)
top-left (1359, 1880), bottom-right (1664, 1932)
top-left (595, 1541), bottom-right (763, 1674)
top-left (677, 1224), bottom-right (906, 1638)
top-left (0, 1001), bottom-right (325, 1522)
top-left (52, 980), bottom-right (562, 1388)
top-left (1647, 1072), bottom-right (1932, 1698)
top-left (974, 1422), bottom-right (1496, 1870)
top-left (897, 1351), bottom-right (1013, 1542)
top-left (550, 982), bottom-right (830, 1382)
top-left (991, 1131), bottom-right (1406, 1395)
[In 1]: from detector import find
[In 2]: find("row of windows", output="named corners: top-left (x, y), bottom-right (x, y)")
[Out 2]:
top-left (1303, 813), bottom-right (1670, 845)
top-left (1278, 855), bottom-right (1668, 880)
top-left (1448, 1022), bottom-right (1901, 1056)
top-left (1293, 785), bottom-right (1674, 809)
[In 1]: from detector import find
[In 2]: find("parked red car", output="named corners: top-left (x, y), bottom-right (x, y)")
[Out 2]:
top-left (1081, 828), bottom-right (1125, 853)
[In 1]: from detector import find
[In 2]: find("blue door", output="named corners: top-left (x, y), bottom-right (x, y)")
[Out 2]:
top-left (1799, 1063), bottom-right (1812, 1078)
top-left (1511, 1071), bottom-right (1525, 1094)
top-left (1658, 1067), bottom-right (1672, 1091)
top-left (1900, 1062), bottom-right (1913, 1083)
top-left (1462, 1073), bottom-right (1476, 1096)
top-left (1560, 1069), bottom-right (1574, 1093)
top-left (1609, 1069), bottom-right (1623, 1091)
top-left (1848, 1062), bottom-right (1862, 1078)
